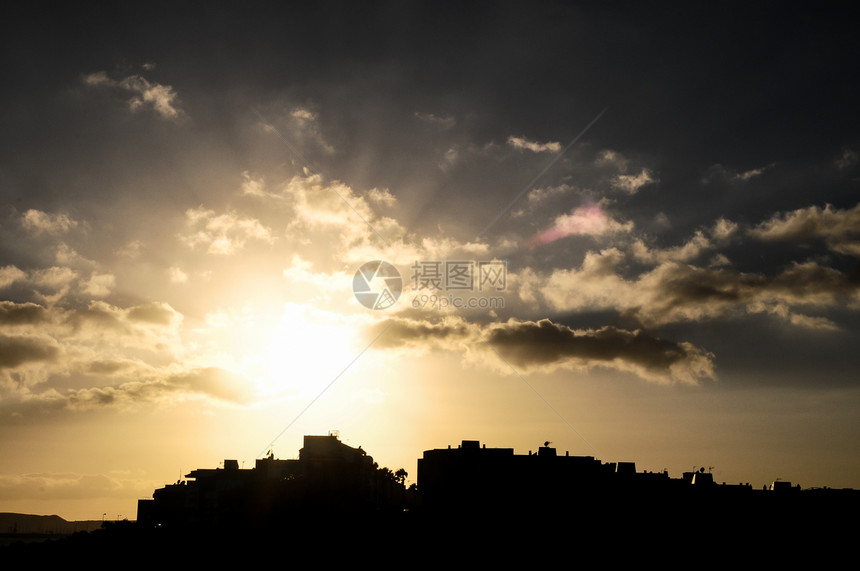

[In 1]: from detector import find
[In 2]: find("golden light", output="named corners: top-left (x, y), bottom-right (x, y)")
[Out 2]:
top-left (261, 303), bottom-right (359, 400)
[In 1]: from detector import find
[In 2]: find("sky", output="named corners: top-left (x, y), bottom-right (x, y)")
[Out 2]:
top-left (2, 1), bottom-right (860, 521)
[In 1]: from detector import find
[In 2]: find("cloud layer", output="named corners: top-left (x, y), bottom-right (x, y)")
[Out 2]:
top-left (365, 315), bottom-right (715, 385)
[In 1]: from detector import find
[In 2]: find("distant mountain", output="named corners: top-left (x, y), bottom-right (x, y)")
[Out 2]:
top-left (0, 513), bottom-right (103, 535)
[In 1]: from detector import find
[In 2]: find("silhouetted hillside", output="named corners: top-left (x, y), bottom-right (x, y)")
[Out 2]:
top-left (0, 513), bottom-right (102, 535)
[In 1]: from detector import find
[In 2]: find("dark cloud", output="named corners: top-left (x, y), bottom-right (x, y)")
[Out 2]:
top-left (64, 367), bottom-right (253, 411)
top-left (632, 260), bottom-right (859, 328)
top-left (368, 315), bottom-right (713, 384)
top-left (484, 319), bottom-right (714, 384)
top-left (80, 359), bottom-right (133, 375)
top-left (65, 303), bottom-right (128, 333)
top-left (0, 301), bottom-right (48, 325)
top-left (634, 262), bottom-right (842, 324)
top-left (0, 334), bottom-right (59, 369)
top-left (126, 302), bottom-right (179, 326)
top-left (368, 315), bottom-right (473, 351)
top-left (62, 301), bottom-right (182, 338)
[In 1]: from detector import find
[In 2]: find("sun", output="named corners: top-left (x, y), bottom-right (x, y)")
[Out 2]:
top-left (261, 303), bottom-right (358, 399)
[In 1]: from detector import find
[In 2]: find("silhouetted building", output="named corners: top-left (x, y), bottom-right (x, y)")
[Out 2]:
top-left (137, 435), bottom-right (860, 542)
top-left (416, 439), bottom-right (860, 529)
top-left (418, 440), bottom-right (618, 514)
top-left (137, 434), bottom-right (407, 530)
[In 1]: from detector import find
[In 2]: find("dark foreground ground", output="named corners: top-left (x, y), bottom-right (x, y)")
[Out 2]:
top-left (2, 497), bottom-right (857, 566)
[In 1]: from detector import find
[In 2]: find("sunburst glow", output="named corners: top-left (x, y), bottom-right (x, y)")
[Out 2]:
top-left (261, 304), bottom-right (358, 399)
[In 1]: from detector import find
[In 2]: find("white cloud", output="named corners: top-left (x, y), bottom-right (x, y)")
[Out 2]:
top-left (631, 231), bottom-right (711, 264)
top-left (181, 207), bottom-right (274, 255)
top-left (629, 218), bottom-right (735, 264)
top-left (31, 266), bottom-right (79, 289)
top-left (0, 266), bottom-right (27, 289)
top-left (290, 107), bottom-right (317, 122)
top-left (168, 267), bottom-right (188, 284)
top-left (611, 168), bottom-right (657, 194)
top-left (703, 163), bottom-right (774, 184)
top-left (83, 70), bottom-right (183, 120)
top-left (21, 209), bottom-right (79, 235)
top-left (281, 255), bottom-right (351, 294)
top-left (54, 243), bottom-right (91, 266)
top-left (367, 187), bottom-right (397, 207)
top-left (526, 204), bottom-right (633, 249)
top-left (595, 149), bottom-right (658, 194)
top-left (711, 217), bottom-right (739, 241)
top-left (735, 167), bottom-right (766, 181)
top-left (526, 183), bottom-right (574, 205)
top-left (240, 171), bottom-right (271, 198)
top-left (507, 135), bottom-right (562, 153)
top-left (749, 202), bottom-right (860, 255)
top-left (81, 273), bottom-right (116, 297)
